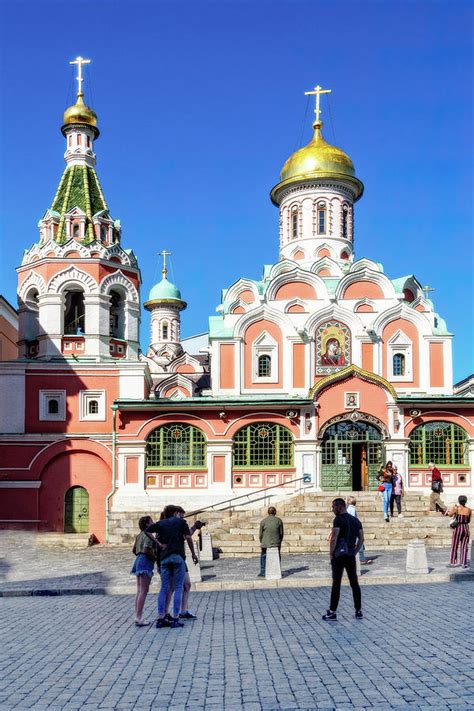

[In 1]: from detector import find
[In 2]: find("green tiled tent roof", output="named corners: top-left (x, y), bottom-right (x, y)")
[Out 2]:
top-left (50, 165), bottom-right (109, 242)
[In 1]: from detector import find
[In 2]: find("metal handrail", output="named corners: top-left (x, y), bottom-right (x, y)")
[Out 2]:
top-left (186, 475), bottom-right (310, 517)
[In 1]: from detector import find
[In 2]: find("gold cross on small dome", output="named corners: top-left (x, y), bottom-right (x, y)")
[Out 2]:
top-left (159, 249), bottom-right (171, 278)
top-left (70, 56), bottom-right (91, 98)
top-left (304, 84), bottom-right (332, 125)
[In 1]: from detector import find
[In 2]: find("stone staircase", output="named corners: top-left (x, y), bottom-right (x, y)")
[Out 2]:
top-left (193, 492), bottom-right (452, 557)
top-left (36, 533), bottom-right (91, 549)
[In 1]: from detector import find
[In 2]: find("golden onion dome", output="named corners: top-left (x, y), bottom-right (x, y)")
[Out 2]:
top-left (270, 120), bottom-right (363, 205)
top-left (62, 94), bottom-right (99, 137)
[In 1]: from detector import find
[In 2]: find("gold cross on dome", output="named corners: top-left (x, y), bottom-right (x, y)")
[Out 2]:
top-left (304, 84), bottom-right (332, 124)
top-left (70, 56), bottom-right (91, 97)
top-left (159, 249), bottom-right (171, 278)
top-left (423, 285), bottom-right (435, 300)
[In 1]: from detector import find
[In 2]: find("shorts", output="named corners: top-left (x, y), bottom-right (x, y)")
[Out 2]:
top-left (130, 553), bottom-right (154, 578)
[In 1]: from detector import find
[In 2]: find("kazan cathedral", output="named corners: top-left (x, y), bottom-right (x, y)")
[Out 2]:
top-left (0, 60), bottom-right (473, 543)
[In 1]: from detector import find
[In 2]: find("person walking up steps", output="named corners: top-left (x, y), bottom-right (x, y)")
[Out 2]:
top-left (377, 461), bottom-right (394, 522)
top-left (390, 465), bottom-right (404, 518)
top-left (322, 498), bottom-right (364, 621)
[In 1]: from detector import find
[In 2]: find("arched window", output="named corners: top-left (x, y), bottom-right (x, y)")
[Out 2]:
top-left (109, 290), bottom-right (125, 339)
top-left (233, 423), bottom-right (293, 468)
top-left (291, 209), bottom-right (298, 239)
top-left (146, 424), bottom-right (206, 468)
top-left (317, 203), bottom-right (326, 234)
top-left (162, 321), bottom-right (169, 340)
top-left (342, 204), bottom-right (349, 239)
top-left (48, 399), bottom-right (59, 415)
top-left (64, 289), bottom-right (85, 335)
top-left (393, 353), bottom-right (405, 376)
top-left (409, 421), bottom-right (469, 466)
top-left (258, 354), bottom-right (271, 377)
top-left (88, 400), bottom-right (99, 415)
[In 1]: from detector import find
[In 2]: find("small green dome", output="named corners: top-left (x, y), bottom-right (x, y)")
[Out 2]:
top-left (148, 277), bottom-right (182, 301)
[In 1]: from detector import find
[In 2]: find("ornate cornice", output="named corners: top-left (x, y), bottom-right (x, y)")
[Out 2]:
top-left (308, 364), bottom-right (397, 400)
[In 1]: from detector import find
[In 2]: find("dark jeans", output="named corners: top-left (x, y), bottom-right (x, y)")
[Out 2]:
top-left (329, 555), bottom-right (361, 612)
top-left (390, 494), bottom-right (402, 516)
top-left (260, 546), bottom-right (281, 575)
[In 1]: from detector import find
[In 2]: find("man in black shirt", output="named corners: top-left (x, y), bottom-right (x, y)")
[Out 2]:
top-left (146, 505), bottom-right (198, 629)
top-left (322, 498), bottom-right (364, 621)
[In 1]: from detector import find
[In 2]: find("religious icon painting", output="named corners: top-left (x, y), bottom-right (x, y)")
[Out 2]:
top-left (316, 321), bottom-right (351, 374)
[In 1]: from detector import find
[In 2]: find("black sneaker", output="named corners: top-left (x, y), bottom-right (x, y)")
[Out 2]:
top-left (155, 618), bottom-right (171, 629)
top-left (355, 610), bottom-right (363, 619)
top-left (322, 610), bottom-right (337, 621)
top-left (179, 611), bottom-right (197, 620)
top-left (171, 618), bottom-right (184, 629)
top-left (164, 613), bottom-right (174, 623)
top-left (257, 573), bottom-right (265, 577)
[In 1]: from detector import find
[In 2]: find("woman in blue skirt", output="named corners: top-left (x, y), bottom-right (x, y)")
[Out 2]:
top-left (131, 515), bottom-right (156, 626)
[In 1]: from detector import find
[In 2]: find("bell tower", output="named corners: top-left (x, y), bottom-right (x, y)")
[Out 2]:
top-left (270, 85), bottom-right (364, 267)
top-left (17, 57), bottom-right (141, 362)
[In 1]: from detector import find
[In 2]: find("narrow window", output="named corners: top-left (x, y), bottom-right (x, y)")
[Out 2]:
top-left (72, 223), bottom-right (80, 238)
top-left (291, 210), bottom-right (298, 240)
top-left (64, 290), bottom-right (85, 335)
top-left (342, 204), bottom-right (349, 239)
top-left (318, 205), bottom-right (326, 234)
top-left (48, 399), bottom-right (59, 415)
top-left (68, 135), bottom-right (72, 147)
top-left (393, 353), bottom-right (405, 376)
top-left (109, 290), bottom-right (124, 339)
top-left (88, 400), bottom-right (99, 415)
top-left (258, 354), bottom-right (271, 377)
top-left (86, 136), bottom-right (91, 147)
top-left (77, 134), bottom-right (82, 146)
top-left (101, 225), bottom-right (107, 242)
top-left (162, 322), bottom-right (169, 340)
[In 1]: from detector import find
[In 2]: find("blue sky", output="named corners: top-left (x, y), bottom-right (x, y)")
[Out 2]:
top-left (0, 0), bottom-right (472, 381)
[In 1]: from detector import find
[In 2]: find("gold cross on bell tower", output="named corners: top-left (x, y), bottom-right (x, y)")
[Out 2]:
top-left (70, 56), bottom-right (91, 98)
top-left (304, 84), bottom-right (332, 126)
top-left (159, 249), bottom-right (171, 278)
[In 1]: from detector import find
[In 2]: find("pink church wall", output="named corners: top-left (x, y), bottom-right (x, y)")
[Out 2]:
top-left (244, 320), bottom-right (283, 389)
top-left (287, 304), bottom-right (306, 313)
top-left (213, 455), bottom-right (226, 483)
top-left (176, 364), bottom-right (196, 373)
top-left (361, 342), bottom-right (374, 372)
top-left (238, 290), bottom-right (255, 304)
top-left (382, 318), bottom-right (420, 387)
top-left (293, 343), bottom-right (305, 388)
top-left (355, 303), bottom-right (375, 313)
top-left (125, 457), bottom-right (139, 484)
top-left (164, 386), bottom-right (190, 397)
top-left (274, 282), bottom-right (317, 300)
top-left (343, 281), bottom-right (384, 299)
top-left (429, 343), bottom-right (444, 388)
top-left (318, 376), bottom-right (390, 429)
top-left (220, 343), bottom-right (235, 389)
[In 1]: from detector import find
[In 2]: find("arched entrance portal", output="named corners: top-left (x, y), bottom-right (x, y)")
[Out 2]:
top-left (64, 486), bottom-right (89, 533)
top-left (321, 420), bottom-right (384, 491)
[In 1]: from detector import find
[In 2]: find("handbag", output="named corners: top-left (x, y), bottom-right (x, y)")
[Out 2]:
top-left (431, 479), bottom-right (443, 493)
top-left (378, 484), bottom-right (385, 492)
top-left (334, 538), bottom-right (349, 558)
top-left (449, 508), bottom-right (458, 529)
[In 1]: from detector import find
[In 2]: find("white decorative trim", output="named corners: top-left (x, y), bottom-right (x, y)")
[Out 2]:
top-left (18, 272), bottom-right (47, 301)
top-left (48, 267), bottom-right (97, 295)
top-left (0, 481), bottom-right (41, 489)
top-left (387, 330), bottom-right (413, 381)
top-left (39, 390), bottom-right (66, 421)
top-left (99, 270), bottom-right (139, 303)
top-left (79, 390), bottom-right (106, 421)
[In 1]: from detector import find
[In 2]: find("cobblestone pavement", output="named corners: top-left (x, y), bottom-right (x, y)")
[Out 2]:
top-left (0, 532), bottom-right (472, 594)
top-left (0, 582), bottom-right (473, 710)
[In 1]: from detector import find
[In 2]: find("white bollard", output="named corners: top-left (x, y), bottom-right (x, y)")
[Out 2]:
top-left (199, 530), bottom-right (214, 561)
top-left (186, 541), bottom-right (202, 583)
top-left (265, 547), bottom-right (282, 580)
top-left (406, 539), bottom-right (429, 575)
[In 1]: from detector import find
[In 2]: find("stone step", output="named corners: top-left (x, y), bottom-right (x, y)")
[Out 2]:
top-left (36, 533), bottom-right (91, 548)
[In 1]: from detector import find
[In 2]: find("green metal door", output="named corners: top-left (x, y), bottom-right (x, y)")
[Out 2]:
top-left (64, 486), bottom-right (89, 533)
top-left (321, 421), bottom-right (384, 491)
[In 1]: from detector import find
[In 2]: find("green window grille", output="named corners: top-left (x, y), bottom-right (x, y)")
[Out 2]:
top-left (409, 421), bottom-right (469, 466)
top-left (258, 354), bottom-right (271, 377)
top-left (342, 204), bottom-right (348, 239)
top-left (318, 208), bottom-right (326, 234)
top-left (146, 424), bottom-right (206, 468)
top-left (393, 353), bottom-right (405, 376)
top-left (233, 423), bottom-right (293, 468)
